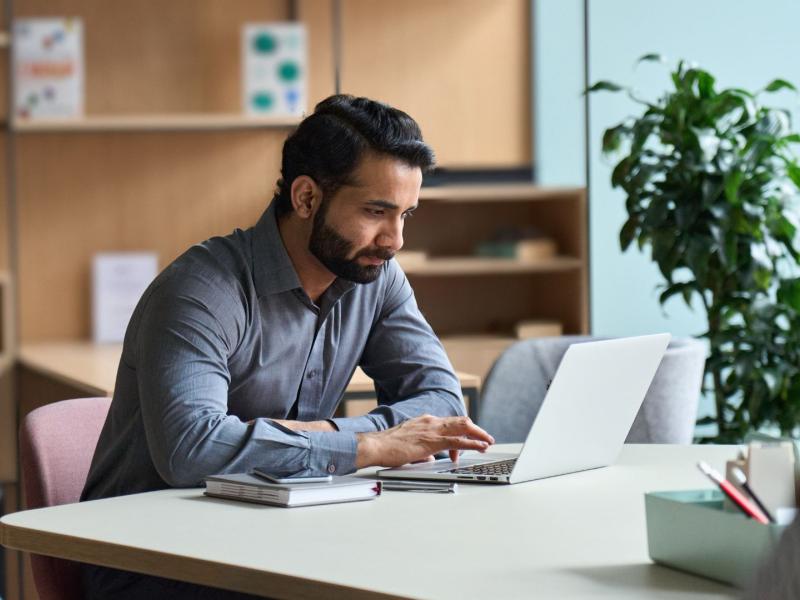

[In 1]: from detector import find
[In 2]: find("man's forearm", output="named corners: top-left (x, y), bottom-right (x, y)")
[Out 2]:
top-left (272, 419), bottom-right (336, 432)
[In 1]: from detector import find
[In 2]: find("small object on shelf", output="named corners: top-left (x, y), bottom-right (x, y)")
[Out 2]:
top-left (0, 32), bottom-right (10, 48)
top-left (242, 23), bottom-right (307, 117)
top-left (92, 252), bottom-right (158, 344)
top-left (515, 238), bottom-right (557, 262)
top-left (14, 18), bottom-right (84, 120)
top-left (395, 250), bottom-right (428, 268)
top-left (514, 319), bottom-right (562, 339)
top-left (475, 226), bottom-right (557, 262)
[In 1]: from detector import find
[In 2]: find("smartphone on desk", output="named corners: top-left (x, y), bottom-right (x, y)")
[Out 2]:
top-left (251, 468), bottom-right (332, 484)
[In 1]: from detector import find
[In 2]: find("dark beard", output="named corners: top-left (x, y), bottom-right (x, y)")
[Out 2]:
top-left (308, 206), bottom-right (394, 284)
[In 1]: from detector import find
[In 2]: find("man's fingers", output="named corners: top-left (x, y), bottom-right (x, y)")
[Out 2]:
top-left (442, 436), bottom-right (489, 452)
top-left (440, 417), bottom-right (495, 444)
top-left (412, 455), bottom-right (436, 464)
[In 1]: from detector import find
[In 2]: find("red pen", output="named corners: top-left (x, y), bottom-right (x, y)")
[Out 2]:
top-left (697, 461), bottom-right (770, 524)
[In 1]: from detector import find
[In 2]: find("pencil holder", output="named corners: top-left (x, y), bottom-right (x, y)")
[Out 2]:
top-left (645, 489), bottom-right (787, 587)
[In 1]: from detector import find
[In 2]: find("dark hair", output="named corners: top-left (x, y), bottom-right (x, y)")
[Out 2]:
top-left (273, 94), bottom-right (435, 218)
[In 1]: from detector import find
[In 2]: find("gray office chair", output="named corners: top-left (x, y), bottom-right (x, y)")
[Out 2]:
top-left (477, 336), bottom-right (706, 444)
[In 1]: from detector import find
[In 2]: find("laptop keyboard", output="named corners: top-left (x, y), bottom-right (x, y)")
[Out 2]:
top-left (442, 458), bottom-right (517, 476)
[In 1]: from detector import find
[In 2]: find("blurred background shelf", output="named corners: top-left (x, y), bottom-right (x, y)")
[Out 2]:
top-left (402, 256), bottom-right (583, 276)
top-left (0, 32), bottom-right (9, 48)
top-left (12, 114), bottom-right (302, 133)
top-left (419, 184), bottom-right (584, 203)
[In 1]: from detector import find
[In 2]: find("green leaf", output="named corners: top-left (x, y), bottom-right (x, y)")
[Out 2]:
top-left (619, 217), bottom-right (639, 251)
top-left (786, 161), bottom-right (800, 188)
top-left (637, 53), bottom-right (665, 65)
top-left (697, 70), bottom-right (716, 98)
top-left (782, 133), bottom-right (800, 143)
top-left (764, 78), bottom-right (798, 93)
top-left (602, 125), bottom-right (627, 153)
top-left (611, 157), bottom-right (632, 187)
top-left (724, 171), bottom-right (744, 205)
top-left (585, 80), bottom-right (624, 94)
top-left (778, 279), bottom-right (800, 312)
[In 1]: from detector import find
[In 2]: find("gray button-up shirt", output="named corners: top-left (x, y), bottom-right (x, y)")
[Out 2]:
top-left (81, 201), bottom-right (464, 501)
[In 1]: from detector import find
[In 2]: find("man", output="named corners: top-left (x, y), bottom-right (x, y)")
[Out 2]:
top-left (81, 94), bottom-right (494, 598)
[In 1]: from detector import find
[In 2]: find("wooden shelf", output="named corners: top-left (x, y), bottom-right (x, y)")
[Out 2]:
top-left (419, 184), bottom-right (585, 203)
top-left (0, 32), bottom-right (9, 48)
top-left (403, 256), bottom-right (582, 276)
top-left (12, 114), bottom-right (301, 133)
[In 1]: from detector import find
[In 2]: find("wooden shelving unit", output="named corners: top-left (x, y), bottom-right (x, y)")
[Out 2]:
top-left (13, 113), bottom-right (301, 133)
top-left (405, 184), bottom-right (588, 379)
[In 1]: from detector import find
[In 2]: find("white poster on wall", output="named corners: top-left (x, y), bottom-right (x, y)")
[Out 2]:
top-left (92, 253), bottom-right (158, 344)
top-left (13, 18), bottom-right (84, 120)
top-left (242, 22), bottom-right (307, 117)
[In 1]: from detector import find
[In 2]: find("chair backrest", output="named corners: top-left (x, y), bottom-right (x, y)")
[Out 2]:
top-left (477, 336), bottom-right (705, 444)
top-left (19, 396), bottom-right (112, 600)
top-left (478, 336), bottom-right (590, 443)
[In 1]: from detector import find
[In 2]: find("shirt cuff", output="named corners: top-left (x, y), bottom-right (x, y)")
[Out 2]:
top-left (329, 414), bottom-right (383, 433)
top-left (307, 431), bottom-right (358, 476)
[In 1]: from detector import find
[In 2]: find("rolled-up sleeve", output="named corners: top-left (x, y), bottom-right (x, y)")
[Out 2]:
top-left (330, 262), bottom-right (465, 432)
top-left (136, 277), bottom-right (357, 486)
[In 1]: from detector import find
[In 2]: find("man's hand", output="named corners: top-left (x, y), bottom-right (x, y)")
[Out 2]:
top-left (355, 415), bottom-right (494, 468)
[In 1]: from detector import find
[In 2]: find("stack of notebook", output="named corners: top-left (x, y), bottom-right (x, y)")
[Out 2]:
top-left (204, 473), bottom-right (381, 508)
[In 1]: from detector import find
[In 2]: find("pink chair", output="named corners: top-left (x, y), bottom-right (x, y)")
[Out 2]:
top-left (19, 397), bottom-right (112, 600)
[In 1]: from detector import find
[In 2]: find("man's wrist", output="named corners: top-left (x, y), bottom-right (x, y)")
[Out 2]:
top-left (355, 432), bottom-right (379, 469)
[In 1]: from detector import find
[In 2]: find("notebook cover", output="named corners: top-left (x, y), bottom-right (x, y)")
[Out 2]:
top-left (204, 473), bottom-right (381, 508)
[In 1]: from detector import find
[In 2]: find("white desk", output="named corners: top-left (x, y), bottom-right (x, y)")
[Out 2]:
top-left (0, 445), bottom-right (738, 599)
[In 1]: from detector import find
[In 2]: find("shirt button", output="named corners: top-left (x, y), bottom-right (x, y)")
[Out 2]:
top-left (306, 369), bottom-right (317, 379)
top-left (327, 463), bottom-right (336, 474)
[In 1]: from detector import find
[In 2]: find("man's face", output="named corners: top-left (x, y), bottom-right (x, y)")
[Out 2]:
top-left (308, 153), bottom-right (422, 283)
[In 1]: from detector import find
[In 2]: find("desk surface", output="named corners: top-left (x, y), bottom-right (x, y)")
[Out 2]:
top-left (1, 444), bottom-right (738, 599)
top-left (18, 341), bottom-right (481, 397)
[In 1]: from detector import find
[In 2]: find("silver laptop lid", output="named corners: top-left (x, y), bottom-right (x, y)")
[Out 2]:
top-left (509, 333), bottom-right (670, 483)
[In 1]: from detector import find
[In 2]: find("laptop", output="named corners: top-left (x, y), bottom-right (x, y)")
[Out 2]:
top-left (377, 333), bottom-right (670, 485)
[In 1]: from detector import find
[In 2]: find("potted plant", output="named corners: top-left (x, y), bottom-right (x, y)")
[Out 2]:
top-left (589, 55), bottom-right (800, 442)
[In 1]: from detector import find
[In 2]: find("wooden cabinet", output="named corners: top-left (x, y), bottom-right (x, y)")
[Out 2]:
top-left (404, 184), bottom-right (588, 379)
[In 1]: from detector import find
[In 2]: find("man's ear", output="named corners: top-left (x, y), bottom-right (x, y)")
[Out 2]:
top-left (290, 176), bottom-right (322, 220)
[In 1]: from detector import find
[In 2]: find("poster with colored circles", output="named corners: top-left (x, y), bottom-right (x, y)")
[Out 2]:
top-left (13, 18), bottom-right (84, 120)
top-left (242, 23), bottom-right (307, 117)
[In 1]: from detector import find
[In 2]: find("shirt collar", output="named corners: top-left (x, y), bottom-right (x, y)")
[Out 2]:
top-left (251, 201), bottom-right (358, 299)
top-left (252, 201), bottom-right (304, 297)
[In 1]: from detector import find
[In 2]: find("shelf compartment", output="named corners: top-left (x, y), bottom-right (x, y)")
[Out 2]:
top-left (419, 184), bottom-right (584, 203)
top-left (402, 256), bottom-right (582, 276)
top-left (12, 113), bottom-right (301, 133)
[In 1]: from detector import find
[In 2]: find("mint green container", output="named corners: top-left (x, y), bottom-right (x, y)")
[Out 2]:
top-left (645, 490), bottom-right (787, 587)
